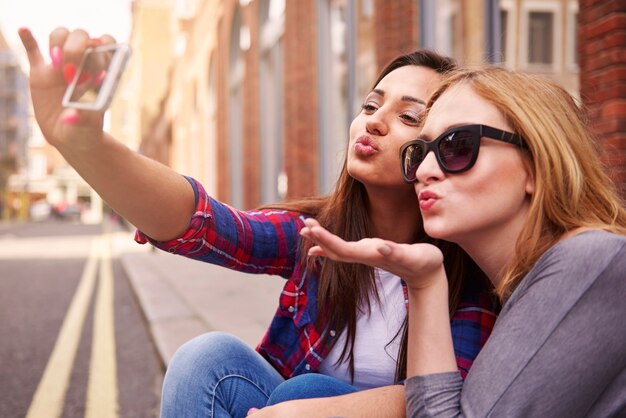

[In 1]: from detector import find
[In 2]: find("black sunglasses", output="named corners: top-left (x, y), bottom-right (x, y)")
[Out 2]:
top-left (399, 124), bottom-right (527, 183)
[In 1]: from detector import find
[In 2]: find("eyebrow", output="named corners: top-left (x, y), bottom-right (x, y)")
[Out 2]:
top-left (371, 89), bottom-right (426, 106)
top-left (421, 122), bottom-right (474, 141)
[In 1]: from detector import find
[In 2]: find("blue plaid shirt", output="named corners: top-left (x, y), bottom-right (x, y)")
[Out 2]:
top-left (136, 176), bottom-right (497, 379)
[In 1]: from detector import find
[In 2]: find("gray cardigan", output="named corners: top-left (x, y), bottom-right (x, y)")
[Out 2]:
top-left (406, 230), bottom-right (626, 417)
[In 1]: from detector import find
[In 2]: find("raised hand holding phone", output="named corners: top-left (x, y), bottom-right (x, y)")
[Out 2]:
top-left (17, 27), bottom-right (124, 151)
top-left (18, 26), bottom-right (196, 242)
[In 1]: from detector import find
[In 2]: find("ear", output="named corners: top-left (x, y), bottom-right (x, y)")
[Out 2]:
top-left (523, 161), bottom-right (535, 195)
top-left (525, 175), bottom-right (535, 195)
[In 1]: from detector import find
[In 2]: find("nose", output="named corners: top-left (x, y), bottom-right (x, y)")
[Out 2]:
top-left (365, 109), bottom-right (389, 136)
top-left (415, 151), bottom-right (444, 185)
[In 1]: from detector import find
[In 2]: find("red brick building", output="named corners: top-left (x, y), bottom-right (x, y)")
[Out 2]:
top-left (124, 0), bottom-right (625, 209)
top-left (579, 0), bottom-right (626, 197)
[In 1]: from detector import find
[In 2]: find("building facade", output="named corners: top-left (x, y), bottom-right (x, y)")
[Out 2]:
top-left (579, 0), bottom-right (626, 197)
top-left (112, 0), bottom-right (624, 210)
top-left (0, 31), bottom-right (30, 219)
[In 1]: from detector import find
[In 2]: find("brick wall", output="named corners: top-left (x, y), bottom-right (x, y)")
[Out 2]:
top-left (216, 2), bottom-right (235, 203)
top-left (374, 0), bottom-right (419, 71)
top-left (213, 1), bottom-right (425, 204)
top-left (199, 0), bottom-right (626, 207)
top-left (579, 0), bottom-right (626, 199)
top-left (283, 0), bottom-right (320, 199)
top-left (243, 2), bottom-right (262, 208)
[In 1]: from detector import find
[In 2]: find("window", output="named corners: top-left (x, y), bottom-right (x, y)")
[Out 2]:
top-left (520, 0), bottom-right (561, 71)
top-left (528, 12), bottom-right (554, 65)
top-left (259, 0), bottom-right (286, 203)
top-left (419, 0), bottom-right (462, 60)
top-left (204, 58), bottom-right (218, 196)
top-left (228, 7), bottom-right (245, 207)
top-left (566, 0), bottom-right (579, 71)
top-left (498, 0), bottom-right (516, 68)
top-left (317, 0), bottom-right (377, 193)
top-left (500, 10), bottom-right (508, 61)
top-left (317, 0), bottom-right (350, 193)
top-left (354, 0), bottom-right (376, 113)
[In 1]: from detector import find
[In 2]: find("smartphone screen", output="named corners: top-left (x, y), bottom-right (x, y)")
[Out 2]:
top-left (62, 44), bottom-right (131, 111)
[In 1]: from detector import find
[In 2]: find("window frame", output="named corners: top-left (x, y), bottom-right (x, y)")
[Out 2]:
top-left (520, 0), bottom-right (562, 72)
top-left (565, 0), bottom-right (579, 73)
top-left (499, 0), bottom-right (517, 68)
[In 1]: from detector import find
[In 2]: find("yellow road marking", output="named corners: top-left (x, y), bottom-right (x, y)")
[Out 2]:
top-left (26, 237), bottom-right (101, 418)
top-left (86, 233), bottom-right (119, 418)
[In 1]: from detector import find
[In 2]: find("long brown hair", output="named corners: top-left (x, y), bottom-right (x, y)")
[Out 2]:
top-left (263, 50), bottom-right (471, 382)
top-left (423, 67), bottom-right (626, 301)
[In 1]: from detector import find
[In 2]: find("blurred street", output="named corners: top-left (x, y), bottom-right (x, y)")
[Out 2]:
top-left (0, 217), bottom-right (283, 417)
top-left (0, 219), bottom-right (162, 417)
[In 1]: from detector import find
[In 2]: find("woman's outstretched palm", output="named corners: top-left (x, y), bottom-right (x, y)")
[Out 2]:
top-left (300, 218), bottom-right (445, 290)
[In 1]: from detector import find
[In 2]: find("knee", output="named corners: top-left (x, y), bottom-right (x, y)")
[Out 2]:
top-left (267, 374), bottom-right (357, 405)
top-left (164, 332), bottom-right (248, 386)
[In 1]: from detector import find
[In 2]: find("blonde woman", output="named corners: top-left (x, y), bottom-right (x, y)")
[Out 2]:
top-left (294, 67), bottom-right (626, 417)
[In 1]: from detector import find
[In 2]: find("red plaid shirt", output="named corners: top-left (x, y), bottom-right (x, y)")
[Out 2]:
top-left (136, 177), bottom-right (497, 379)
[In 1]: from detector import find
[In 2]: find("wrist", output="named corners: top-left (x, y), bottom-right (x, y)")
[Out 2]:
top-left (56, 130), bottom-right (108, 156)
top-left (405, 264), bottom-right (448, 293)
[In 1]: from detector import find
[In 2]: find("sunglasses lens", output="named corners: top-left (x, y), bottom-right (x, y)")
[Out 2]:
top-left (402, 144), bottom-right (425, 181)
top-left (439, 131), bottom-right (475, 171)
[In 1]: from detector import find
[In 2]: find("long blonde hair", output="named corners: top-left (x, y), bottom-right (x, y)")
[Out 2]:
top-left (424, 67), bottom-right (626, 300)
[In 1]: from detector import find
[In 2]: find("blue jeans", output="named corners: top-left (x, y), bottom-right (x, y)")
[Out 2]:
top-left (160, 332), bottom-right (357, 418)
top-left (267, 374), bottom-right (358, 405)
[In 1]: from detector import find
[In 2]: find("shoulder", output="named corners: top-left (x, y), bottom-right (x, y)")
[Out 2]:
top-left (553, 229), bottom-right (626, 255)
top-left (508, 230), bottom-right (626, 306)
top-left (533, 230), bottom-right (625, 275)
top-left (186, 175), bottom-right (306, 224)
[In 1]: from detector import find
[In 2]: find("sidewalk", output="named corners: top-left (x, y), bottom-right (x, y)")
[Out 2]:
top-left (110, 230), bottom-right (285, 367)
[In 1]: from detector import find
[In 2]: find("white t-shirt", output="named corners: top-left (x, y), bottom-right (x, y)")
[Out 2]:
top-left (318, 268), bottom-right (406, 390)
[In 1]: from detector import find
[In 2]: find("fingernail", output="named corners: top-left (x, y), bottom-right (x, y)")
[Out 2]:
top-left (63, 111), bottom-right (80, 125)
top-left (50, 46), bottom-right (62, 69)
top-left (63, 63), bottom-right (76, 84)
top-left (90, 37), bottom-right (102, 44)
top-left (247, 407), bottom-right (258, 415)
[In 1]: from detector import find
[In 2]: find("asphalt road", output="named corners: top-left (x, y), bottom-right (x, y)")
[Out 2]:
top-left (0, 219), bottom-right (163, 418)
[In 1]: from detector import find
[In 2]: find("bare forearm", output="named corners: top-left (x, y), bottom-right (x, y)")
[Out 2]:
top-left (58, 133), bottom-right (196, 240)
top-left (406, 274), bottom-right (457, 377)
top-left (310, 385), bottom-right (405, 418)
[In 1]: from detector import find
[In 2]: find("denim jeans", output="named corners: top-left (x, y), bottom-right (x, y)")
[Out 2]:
top-left (267, 374), bottom-right (358, 405)
top-left (160, 332), bottom-right (358, 418)
top-left (160, 332), bottom-right (284, 418)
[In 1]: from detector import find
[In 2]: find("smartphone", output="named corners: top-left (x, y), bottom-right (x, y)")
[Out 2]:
top-left (62, 44), bottom-right (131, 112)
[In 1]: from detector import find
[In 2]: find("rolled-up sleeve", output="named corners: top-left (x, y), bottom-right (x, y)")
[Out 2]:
top-left (135, 176), bottom-right (304, 277)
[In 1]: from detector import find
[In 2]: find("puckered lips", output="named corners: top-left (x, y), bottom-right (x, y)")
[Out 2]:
top-left (354, 135), bottom-right (379, 157)
top-left (418, 190), bottom-right (440, 211)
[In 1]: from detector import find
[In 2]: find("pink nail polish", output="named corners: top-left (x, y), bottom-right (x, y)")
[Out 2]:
top-left (63, 63), bottom-right (76, 84)
top-left (63, 112), bottom-right (80, 125)
top-left (50, 46), bottom-right (62, 69)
